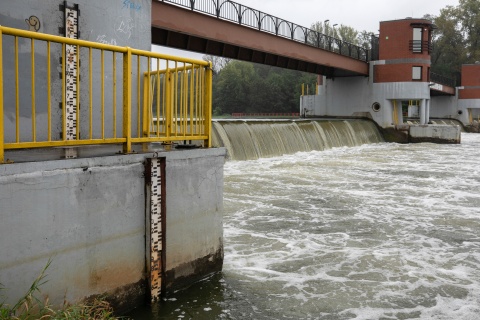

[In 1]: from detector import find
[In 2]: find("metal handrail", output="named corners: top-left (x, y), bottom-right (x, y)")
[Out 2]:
top-left (430, 72), bottom-right (456, 88)
top-left (409, 40), bottom-right (432, 54)
top-left (0, 26), bottom-right (213, 163)
top-left (159, 0), bottom-right (370, 62)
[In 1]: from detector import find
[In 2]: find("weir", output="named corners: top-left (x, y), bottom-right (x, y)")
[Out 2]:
top-left (212, 119), bottom-right (384, 161)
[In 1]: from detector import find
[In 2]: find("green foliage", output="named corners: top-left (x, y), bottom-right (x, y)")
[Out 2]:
top-left (0, 260), bottom-right (120, 320)
top-left (430, 0), bottom-right (480, 80)
top-left (211, 60), bottom-right (316, 115)
top-left (457, 0), bottom-right (480, 62)
top-left (309, 21), bottom-right (373, 49)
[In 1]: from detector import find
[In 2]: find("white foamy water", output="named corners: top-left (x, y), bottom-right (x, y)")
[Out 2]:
top-left (223, 133), bottom-right (480, 319)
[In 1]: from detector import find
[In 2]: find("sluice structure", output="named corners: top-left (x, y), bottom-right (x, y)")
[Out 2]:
top-left (0, 0), bottom-right (478, 315)
top-left (301, 18), bottom-right (478, 142)
top-left (212, 119), bottom-right (383, 161)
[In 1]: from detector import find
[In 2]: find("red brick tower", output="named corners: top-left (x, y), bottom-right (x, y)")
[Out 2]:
top-left (375, 18), bottom-right (434, 83)
top-left (371, 18), bottom-right (435, 125)
top-left (458, 63), bottom-right (480, 124)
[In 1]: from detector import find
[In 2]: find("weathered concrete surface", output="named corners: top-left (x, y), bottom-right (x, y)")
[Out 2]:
top-left (163, 152), bottom-right (224, 293)
top-left (0, 155), bottom-right (147, 312)
top-left (0, 147), bottom-right (226, 312)
top-left (0, 0), bottom-right (151, 144)
top-left (409, 125), bottom-right (461, 144)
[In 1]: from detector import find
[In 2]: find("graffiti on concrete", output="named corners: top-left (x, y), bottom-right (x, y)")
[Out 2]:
top-left (25, 15), bottom-right (41, 32)
top-left (122, 0), bottom-right (142, 11)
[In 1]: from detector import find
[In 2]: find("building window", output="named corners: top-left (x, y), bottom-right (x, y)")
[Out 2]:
top-left (412, 66), bottom-right (422, 80)
top-left (412, 27), bottom-right (422, 53)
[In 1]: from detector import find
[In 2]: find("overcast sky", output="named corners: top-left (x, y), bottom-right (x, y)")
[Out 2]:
top-left (234, 0), bottom-right (458, 33)
top-left (153, 0), bottom-right (458, 59)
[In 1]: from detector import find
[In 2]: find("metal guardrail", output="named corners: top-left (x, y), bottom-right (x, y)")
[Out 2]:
top-left (409, 40), bottom-right (432, 54)
top-left (159, 0), bottom-right (370, 62)
top-left (0, 26), bottom-right (212, 163)
top-left (144, 64), bottom-right (210, 139)
top-left (430, 72), bottom-right (456, 88)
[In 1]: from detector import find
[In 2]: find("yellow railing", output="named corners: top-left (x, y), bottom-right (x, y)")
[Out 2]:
top-left (301, 83), bottom-right (319, 96)
top-left (0, 26), bottom-right (212, 163)
top-left (142, 64), bottom-right (211, 144)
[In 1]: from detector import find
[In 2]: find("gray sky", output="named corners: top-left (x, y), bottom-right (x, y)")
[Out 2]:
top-left (153, 0), bottom-right (458, 59)
top-left (236, 0), bottom-right (458, 33)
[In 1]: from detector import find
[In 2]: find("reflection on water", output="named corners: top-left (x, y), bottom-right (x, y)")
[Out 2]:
top-left (129, 133), bottom-right (480, 319)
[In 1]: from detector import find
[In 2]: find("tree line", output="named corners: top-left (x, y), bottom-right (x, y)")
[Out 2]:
top-left (428, 0), bottom-right (480, 83)
top-left (207, 0), bottom-right (479, 115)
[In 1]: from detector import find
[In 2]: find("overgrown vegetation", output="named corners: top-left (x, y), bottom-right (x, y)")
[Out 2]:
top-left (204, 56), bottom-right (317, 116)
top-left (428, 0), bottom-right (480, 83)
top-left (0, 260), bottom-right (119, 320)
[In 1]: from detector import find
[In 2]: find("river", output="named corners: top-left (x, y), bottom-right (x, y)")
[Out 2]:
top-left (130, 132), bottom-right (480, 319)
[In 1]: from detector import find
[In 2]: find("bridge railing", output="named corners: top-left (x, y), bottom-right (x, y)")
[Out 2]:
top-left (430, 72), bottom-right (456, 88)
top-left (0, 26), bottom-right (212, 163)
top-left (159, 0), bottom-right (370, 62)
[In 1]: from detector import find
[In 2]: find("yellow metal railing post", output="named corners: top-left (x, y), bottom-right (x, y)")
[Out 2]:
top-left (204, 62), bottom-right (213, 148)
top-left (393, 100), bottom-right (399, 125)
top-left (0, 26), bottom-right (212, 154)
top-left (142, 73), bottom-right (150, 137)
top-left (123, 47), bottom-right (132, 153)
top-left (165, 69), bottom-right (172, 139)
top-left (0, 28), bottom-right (4, 163)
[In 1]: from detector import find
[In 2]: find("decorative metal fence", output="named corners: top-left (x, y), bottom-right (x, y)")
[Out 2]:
top-left (430, 72), bottom-right (456, 88)
top-left (159, 0), bottom-right (370, 61)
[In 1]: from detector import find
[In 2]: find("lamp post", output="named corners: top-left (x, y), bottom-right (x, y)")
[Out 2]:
top-left (332, 23), bottom-right (338, 37)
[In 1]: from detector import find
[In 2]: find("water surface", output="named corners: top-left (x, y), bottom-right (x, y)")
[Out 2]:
top-left (130, 133), bottom-right (480, 319)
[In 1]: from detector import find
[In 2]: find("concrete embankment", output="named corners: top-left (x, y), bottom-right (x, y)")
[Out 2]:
top-left (0, 147), bottom-right (225, 313)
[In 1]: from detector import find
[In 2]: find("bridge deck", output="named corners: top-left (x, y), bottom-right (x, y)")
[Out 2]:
top-left (151, 1), bottom-right (369, 77)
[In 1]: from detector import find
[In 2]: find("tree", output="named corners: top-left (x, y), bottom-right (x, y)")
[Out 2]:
top-left (429, 0), bottom-right (480, 80)
top-left (309, 21), bottom-right (373, 50)
top-left (212, 60), bottom-right (316, 116)
top-left (336, 25), bottom-right (359, 44)
top-left (202, 54), bottom-right (231, 74)
top-left (213, 61), bottom-right (257, 115)
top-left (457, 0), bottom-right (480, 62)
top-left (430, 6), bottom-right (466, 78)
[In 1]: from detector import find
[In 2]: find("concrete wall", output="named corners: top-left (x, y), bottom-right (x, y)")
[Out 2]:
top-left (302, 72), bottom-right (431, 128)
top-left (0, 148), bottom-right (225, 312)
top-left (164, 152), bottom-right (224, 292)
top-left (409, 125), bottom-right (461, 143)
top-left (0, 0), bottom-right (151, 143)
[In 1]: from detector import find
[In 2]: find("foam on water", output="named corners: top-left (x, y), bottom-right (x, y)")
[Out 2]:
top-left (128, 133), bottom-right (480, 319)
top-left (223, 133), bottom-right (480, 319)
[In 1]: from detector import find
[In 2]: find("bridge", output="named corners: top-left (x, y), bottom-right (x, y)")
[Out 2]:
top-left (151, 0), bottom-right (456, 95)
top-left (151, 0), bottom-right (369, 78)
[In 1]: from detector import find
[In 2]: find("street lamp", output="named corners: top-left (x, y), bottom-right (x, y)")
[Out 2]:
top-left (323, 19), bottom-right (330, 35)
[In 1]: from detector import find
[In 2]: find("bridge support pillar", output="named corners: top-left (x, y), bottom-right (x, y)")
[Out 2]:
top-left (425, 99), bottom-right (431, 124)
top-left (419, 99), bottom-right (426, 125)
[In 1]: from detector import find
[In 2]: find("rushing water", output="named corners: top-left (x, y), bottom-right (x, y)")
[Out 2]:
top-left (211, 120), bottom-right (384, 160)
top-left (130, 132), bottom-right (480, 320)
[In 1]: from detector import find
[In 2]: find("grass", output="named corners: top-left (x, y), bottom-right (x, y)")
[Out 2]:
top-left (0, 259), bottom-right (120, 320)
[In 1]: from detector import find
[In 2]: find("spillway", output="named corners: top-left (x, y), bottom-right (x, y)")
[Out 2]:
top-left (212, 119), bottom-right (384, 160)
